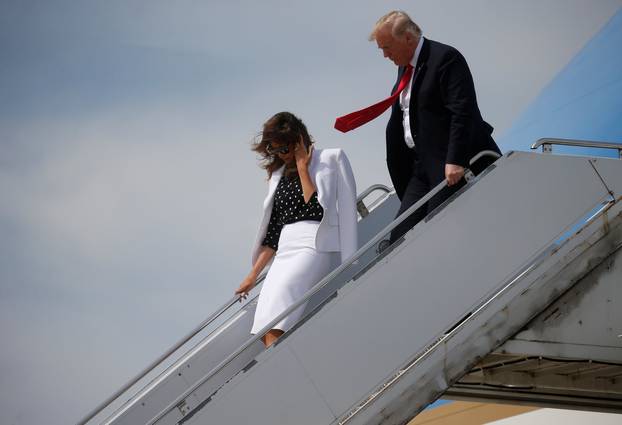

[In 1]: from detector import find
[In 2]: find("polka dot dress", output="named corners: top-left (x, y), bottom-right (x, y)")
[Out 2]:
top-left (262, 173), bottom-right (324, 251)
top-left (253, 172), bottom-right (335, 335)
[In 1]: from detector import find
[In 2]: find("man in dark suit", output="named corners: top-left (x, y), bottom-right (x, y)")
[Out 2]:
top-left (370, 11), bottom-right (501, 242)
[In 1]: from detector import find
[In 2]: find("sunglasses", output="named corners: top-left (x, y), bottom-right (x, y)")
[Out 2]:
top-left (266, 143), bottom-right (290, 155)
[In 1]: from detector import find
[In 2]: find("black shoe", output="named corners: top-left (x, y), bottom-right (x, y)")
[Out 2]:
top-left (377, 239), bottom-right (391, 254)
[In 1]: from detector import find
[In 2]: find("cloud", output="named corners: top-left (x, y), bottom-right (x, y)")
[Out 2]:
top-left (1, 1), bottom-right (622, 424)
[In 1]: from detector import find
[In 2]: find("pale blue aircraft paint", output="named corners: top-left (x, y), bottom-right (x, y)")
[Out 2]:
top-left (501, 7), bottom-right (622, 158)
top-left (430, 5), bottom-right (622, 414)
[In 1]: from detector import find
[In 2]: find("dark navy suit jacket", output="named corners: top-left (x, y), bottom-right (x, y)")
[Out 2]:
top-left (386, 38), bottom-right (501, 199)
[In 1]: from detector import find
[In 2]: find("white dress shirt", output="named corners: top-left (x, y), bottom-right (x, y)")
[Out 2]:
top-left (399, 36), bottom-right (424, 149)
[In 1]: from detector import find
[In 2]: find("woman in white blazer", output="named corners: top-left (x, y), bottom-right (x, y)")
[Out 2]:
top-left (235, 112), bottom-right (357, 347)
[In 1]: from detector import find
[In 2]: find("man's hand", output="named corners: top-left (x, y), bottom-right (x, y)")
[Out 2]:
top-left (445, 163), bottom-right (465, 186)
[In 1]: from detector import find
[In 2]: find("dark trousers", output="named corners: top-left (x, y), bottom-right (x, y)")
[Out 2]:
top-left (389, 155), bottom-right (497, 243)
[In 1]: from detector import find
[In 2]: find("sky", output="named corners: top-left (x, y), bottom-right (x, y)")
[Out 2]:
top-left (503, 6), bottom-right (622, 153)
top-left (1, 1), bottom-right (622, 424)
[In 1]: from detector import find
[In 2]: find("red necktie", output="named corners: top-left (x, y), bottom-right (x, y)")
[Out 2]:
top-left (334, 65), bottom-right (413, 133)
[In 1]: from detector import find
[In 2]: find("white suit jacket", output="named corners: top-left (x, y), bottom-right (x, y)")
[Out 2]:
top-left (251, 148), bottom-right (358, 265)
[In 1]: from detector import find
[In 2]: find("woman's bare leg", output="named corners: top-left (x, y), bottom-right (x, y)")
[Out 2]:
top-left (262, 329), bottom-right (284, 347)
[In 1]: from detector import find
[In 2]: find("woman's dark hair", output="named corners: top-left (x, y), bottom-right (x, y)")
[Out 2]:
top-left (252, 111), bottom-right (313, 178)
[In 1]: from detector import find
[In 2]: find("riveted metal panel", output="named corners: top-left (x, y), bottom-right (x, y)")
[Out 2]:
top-left (287, 153), bottom-right (611, 415)
top-left (500, 245), bottom-right (622, 360)
top-left (184, 346), bottom-right (336, 425)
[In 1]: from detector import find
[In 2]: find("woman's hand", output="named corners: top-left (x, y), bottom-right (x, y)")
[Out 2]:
top-left (295, 136), bottom-right (313, 172)
top-left (235, 273), bottom-right (257, 299)
top-left (236, 246), bottom-right (275, 299)
top-left (294, 136), bottom-right (317, 203)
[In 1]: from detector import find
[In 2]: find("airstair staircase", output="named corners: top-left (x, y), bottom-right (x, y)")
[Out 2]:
top-left (79, 139), bottom-right (622, 425)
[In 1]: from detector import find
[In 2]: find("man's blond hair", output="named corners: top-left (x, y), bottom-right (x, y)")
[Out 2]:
top-left (369, 10), bottom-right (422, 42)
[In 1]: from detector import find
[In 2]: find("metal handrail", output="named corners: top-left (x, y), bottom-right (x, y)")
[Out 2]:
top-left (357, 184), bottom-right (392, 217)
top-left (464, 151), bottom-right (502, 182)
top-left (470, 150), bottom-right (502, 165)
top-left (337, 197), bottom-right (616, 424)
top-left (531, 138), bottom-right (622, 158)
top-left (76, 288), bottom-right (262, 425)
top-left (357, 184), bottom-right (392, 199)
top-left (77, 183), bottom-right (396, 425)
top-left (145, 164), bottom-right (480, 425)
